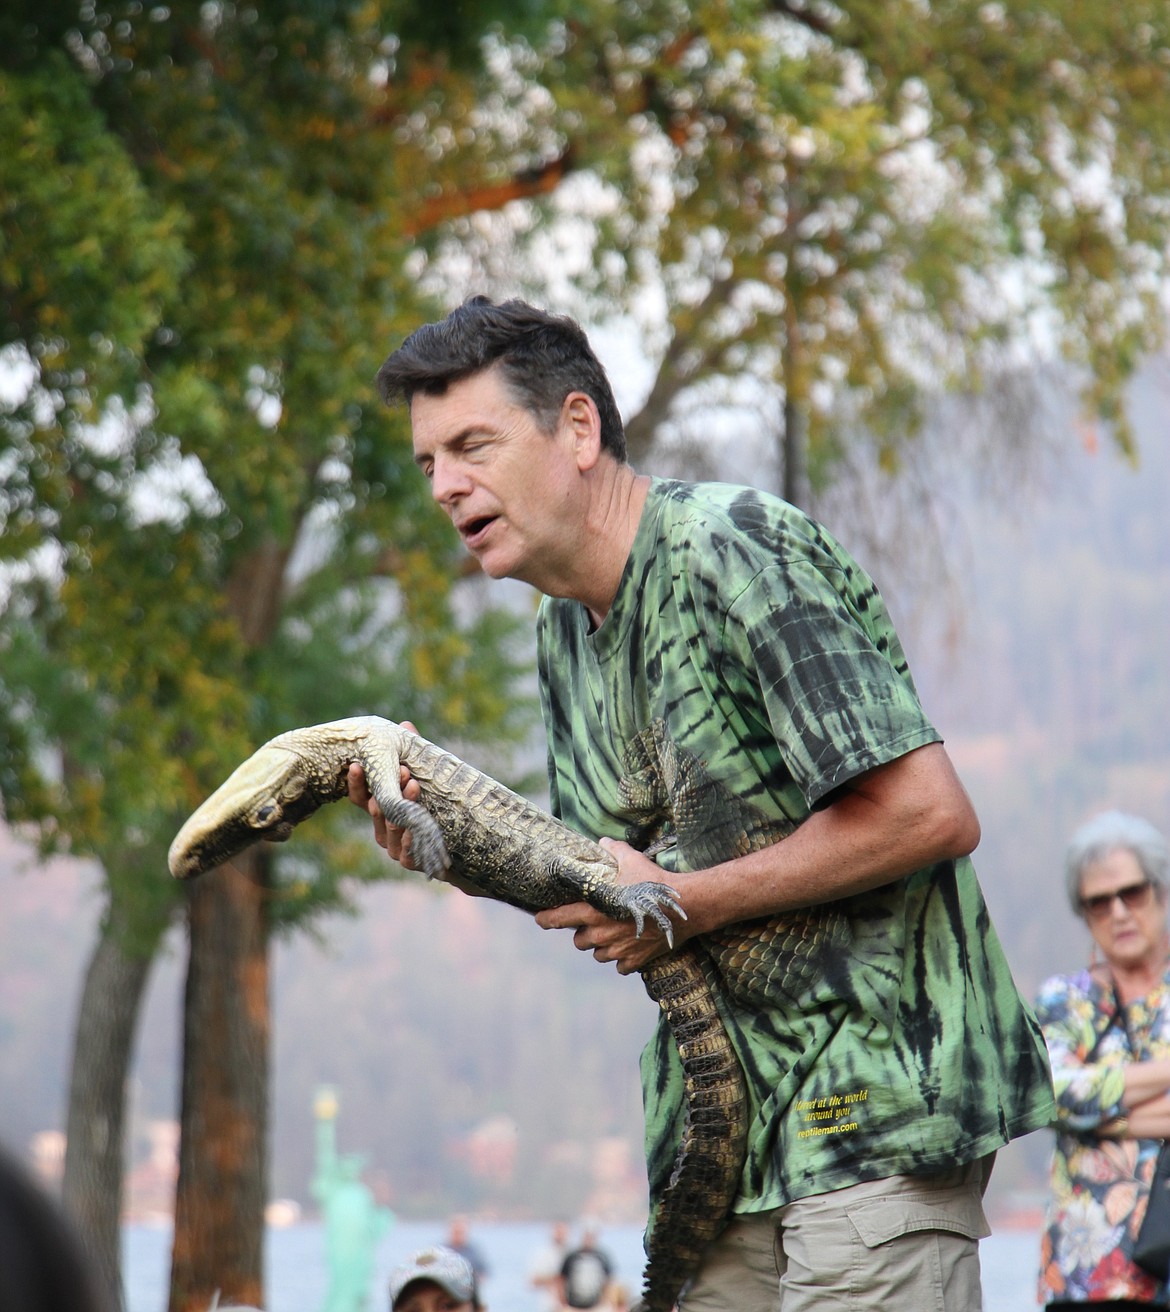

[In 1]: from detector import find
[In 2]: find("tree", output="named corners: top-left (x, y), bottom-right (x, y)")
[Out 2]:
top-left (1, 3), bottom-right (543, 1307)
top-left (410, 0), bottom-right (1170, 487)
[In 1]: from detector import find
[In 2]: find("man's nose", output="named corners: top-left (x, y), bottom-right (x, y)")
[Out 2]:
top-left (431, 454), bottom-right (469, 506)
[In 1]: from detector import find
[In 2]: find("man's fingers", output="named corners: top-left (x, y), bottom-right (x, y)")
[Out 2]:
top-left (536, 899), bottom-right (673, 976)
top-left (538, 905), bottom-right (630, 955)
top-left (346, 762), bottom-right (371, 807)
top-left (388, 828), bottom-right (414, 865)
top-left (369, 800), bottom-right (389, 850)
top-left (535, 902), bottom-right (595, 932)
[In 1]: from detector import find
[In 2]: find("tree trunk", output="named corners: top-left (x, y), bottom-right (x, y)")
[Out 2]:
top-left (782, 300), bottom-right (809, 509)
top-left (62, 903), bottom-right (164, 1312)
top-left (169, 850), bottom-right (270, 1312)
top-left (782, 389), bottom-right (809, 509)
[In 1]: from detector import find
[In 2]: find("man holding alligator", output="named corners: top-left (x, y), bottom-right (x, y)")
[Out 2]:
top-left (353, 297), bottom-right (1054, 1310)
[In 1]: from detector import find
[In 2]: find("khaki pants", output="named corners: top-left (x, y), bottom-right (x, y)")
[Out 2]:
top-left (679, 1158), bottom-right (993, 1312)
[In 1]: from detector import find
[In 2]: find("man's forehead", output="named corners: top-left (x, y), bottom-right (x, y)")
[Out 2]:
top-left (411, 367), bottom-right (516, 430)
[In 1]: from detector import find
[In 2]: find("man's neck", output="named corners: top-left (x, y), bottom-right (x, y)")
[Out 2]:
top-left (576, 466), bottom-right (651, 628)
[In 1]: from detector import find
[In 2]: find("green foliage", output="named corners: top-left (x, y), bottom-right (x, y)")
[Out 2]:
top-left (0, 53), bottom-right (188, 573)
top-left (0, 52), bottom-right (186, 352)
top-left (0, 0), bottom-right (543, 939)
top-left (441, 0), bottom-right (1170, 473)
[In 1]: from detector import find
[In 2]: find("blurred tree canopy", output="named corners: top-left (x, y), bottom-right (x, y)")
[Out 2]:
top-left (411, 0), bottom-right (1170, 478)
top-left (1, 2), bottom-right (545, 1307)
top-left (2, 0), bottom-right (1169, 1307)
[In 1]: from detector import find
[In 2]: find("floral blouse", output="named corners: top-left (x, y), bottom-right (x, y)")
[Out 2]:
top-left (1035, 965), bottom-right (1170, 1305)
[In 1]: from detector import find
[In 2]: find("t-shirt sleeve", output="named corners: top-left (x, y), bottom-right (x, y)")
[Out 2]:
top-left (718, 559), bottom-right (941, 806)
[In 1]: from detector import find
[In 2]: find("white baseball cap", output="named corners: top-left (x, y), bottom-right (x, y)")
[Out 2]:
top-left (389, 1246), bottom-right (477, 1308)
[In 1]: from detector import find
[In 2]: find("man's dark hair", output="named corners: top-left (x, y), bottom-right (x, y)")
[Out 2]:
top-left (376, 296), bottom-right (627, 460)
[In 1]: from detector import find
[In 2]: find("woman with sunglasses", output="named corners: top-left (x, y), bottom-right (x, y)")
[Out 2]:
top-left (1037, 810), bottom-right (1170, 1308)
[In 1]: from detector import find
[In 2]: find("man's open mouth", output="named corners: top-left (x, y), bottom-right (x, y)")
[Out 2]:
top-left (459, 515), bottom-right (497, 546)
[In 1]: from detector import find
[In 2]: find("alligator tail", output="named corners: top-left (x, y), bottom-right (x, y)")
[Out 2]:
top-left (634, 946), bottom-right (748, 1312)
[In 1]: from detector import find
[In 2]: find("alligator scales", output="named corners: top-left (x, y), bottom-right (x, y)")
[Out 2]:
top-left (169, 716), bottom-right (749, 1312)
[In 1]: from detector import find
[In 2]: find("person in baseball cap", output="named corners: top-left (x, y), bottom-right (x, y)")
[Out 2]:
top-left (388, 1245), bottom-right (482, 1312)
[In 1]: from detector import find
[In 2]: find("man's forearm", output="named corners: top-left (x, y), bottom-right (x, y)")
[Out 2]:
top-left (675, 741), bottom-right (980, 937)
top-left (540, 741), bottom-right (978, 975)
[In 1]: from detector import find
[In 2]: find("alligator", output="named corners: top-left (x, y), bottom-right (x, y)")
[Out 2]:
top-left (168, 716), bottom-right (749, 1312)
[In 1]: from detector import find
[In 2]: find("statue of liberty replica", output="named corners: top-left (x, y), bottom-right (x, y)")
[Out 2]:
top-left (312, 1086), bottom-right (394, 1312)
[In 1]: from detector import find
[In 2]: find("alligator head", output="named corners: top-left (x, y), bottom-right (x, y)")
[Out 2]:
top-left (168, 744), bottom-right (338, 880)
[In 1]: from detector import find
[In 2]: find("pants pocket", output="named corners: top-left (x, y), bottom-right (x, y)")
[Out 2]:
top-left (846, 1188), bottom-right (990, 1249)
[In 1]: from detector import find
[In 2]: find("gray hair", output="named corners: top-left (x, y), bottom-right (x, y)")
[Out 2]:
top-left (1064, 810), bottom-right (1170, 916)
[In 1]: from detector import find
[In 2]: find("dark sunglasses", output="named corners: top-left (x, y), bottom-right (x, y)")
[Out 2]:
top-left (1080, 879), bottom-right (1155, 920)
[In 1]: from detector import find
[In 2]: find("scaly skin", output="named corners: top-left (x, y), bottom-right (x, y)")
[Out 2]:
top-left (169, 716), bottom-right (748, 1312)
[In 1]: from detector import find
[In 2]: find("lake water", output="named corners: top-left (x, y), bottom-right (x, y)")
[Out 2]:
top-left (124, 1218), bottom-right (1042, 1310)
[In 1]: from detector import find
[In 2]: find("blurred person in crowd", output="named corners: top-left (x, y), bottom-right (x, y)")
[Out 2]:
top-left (528, 1220), bottom-right (570, 1312)
top-left (558, 1222), bottom-right (614, 1310)
top-left (389, 1246), bottom-right (482, 1312)
top-left (443, 1214), bottom-right (489, 1283)
top-left (606, 1281), bottom-right (631, 1312)
top-left (1036, 810), bottom-right (1170, 1307)
top-left (0, 1144), bottom-right (113, 1312)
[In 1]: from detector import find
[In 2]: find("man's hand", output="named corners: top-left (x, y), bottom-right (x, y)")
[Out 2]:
top-left (534, 837), bottom-right (689, 975)
top-left (345, 720), bottom-right (421, 869)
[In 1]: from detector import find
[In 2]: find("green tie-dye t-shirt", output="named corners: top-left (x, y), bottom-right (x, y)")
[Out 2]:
top-left (536, 479), bottom-right (1053, 1213)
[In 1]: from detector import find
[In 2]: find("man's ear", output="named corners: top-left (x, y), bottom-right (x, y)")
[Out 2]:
top-left (562, 391), bottom-right (603, 471)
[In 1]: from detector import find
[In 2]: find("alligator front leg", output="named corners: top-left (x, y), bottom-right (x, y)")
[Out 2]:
top-left (359, 743), bottom-right (451, 881)
top-left (555, 853), bottom-right (686, 947)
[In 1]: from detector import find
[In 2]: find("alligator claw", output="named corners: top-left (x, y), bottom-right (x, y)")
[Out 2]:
top-left (624, 881), bottom-right (686, 949)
